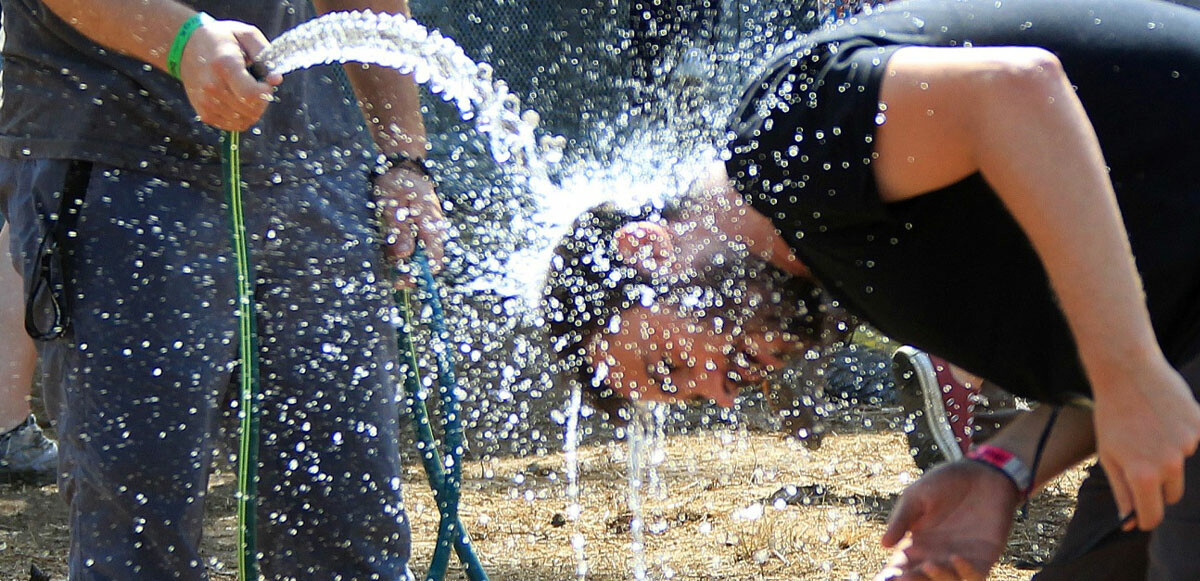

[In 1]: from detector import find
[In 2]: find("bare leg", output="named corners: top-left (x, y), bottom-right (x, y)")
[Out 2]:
top-left (0, 223), bottom-right (35, 433)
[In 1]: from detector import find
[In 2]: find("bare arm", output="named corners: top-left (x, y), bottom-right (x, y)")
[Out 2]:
top-left (872, 46), bottom-right (1200, 530)
top-left (880, 405), bottom-right (1096, 579)
top-left (41, 0), bottom-right (279, 131)
top-left (41, 0), bottom-right (191, 70)
top-left (313, 0), bottom-right (428, 160)
top-left (989, 405), bottom-right (1095, 490)
top-left (874, 46), bottom-right (1156, 380)
top-left (694, 163), bottom-right (813, 279)
top-left (313, 0), bottom-right (446, 270)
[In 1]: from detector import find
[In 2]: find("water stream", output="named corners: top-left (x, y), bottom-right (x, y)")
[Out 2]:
top-left (253, 4), bottom-right (871, 578)
top-left (624, 403), bottom-right (670, 581)
top-left (255, 10), bottom-right (566, 184)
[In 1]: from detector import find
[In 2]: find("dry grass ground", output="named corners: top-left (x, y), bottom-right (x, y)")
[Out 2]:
top-left (0, 412), bottom-right (1086, 580)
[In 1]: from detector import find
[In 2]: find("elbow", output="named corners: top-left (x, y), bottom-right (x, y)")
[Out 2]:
top-left (972, 47), bottom-right (1072, 128)
top-left (981, 47), bottom-right (1068, 97)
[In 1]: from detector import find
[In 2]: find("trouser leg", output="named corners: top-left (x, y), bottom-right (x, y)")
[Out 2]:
top-left (1033, 462), bottom-right (1150, 581)
top-left (1145, 354), bottom-right (1200, 579)
top-left (1035, 348), bottom-right (1200, 580)
top-left (246, 170), bottom-right (412, 580)
top-left (0, 160), bottom-right (412, 578)
top-left (1, 160), bottom-right (237, 580)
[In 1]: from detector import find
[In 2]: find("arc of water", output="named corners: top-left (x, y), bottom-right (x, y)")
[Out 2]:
top-left (245, 10), bottom-right (580, 580)
top-left (253, 9), bottom-right (563, 184)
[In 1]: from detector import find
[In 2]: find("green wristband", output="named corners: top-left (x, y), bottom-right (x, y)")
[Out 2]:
top-left (167, 12), bottom-right (213, 80)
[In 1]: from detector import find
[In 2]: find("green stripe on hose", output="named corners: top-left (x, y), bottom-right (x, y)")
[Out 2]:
top-left (223, 130), bottom-right (261, 581)
top-left (221, 123), bottom-right (486, 580)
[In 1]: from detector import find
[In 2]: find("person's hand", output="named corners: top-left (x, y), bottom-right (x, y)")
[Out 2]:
top-left (178, 18), bottom-right (283, 131)
top-left (374, 165), bottom-right (448, 288)
top-left (1092, 358), bottom-right (1200, 531)
top-left (876, 460), bottom-right (1022, 581)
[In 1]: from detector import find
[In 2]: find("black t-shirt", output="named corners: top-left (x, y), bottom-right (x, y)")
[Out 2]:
top-left (0, 1), bottom-right (373, 187)
top-left (726, 0), bottom-right (1200, 403)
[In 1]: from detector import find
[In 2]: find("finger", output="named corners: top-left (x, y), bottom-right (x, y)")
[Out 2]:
top-left (874, 565), bottom-right (905, 581)
top-left (231, 25), bottom-right (270, 63)
top-left (388, 258), bottom-right (416, 290)
top-left (415, 201), bottom-right (446, 273)
top-left (202, 107), bottom-right (254, 132)
top-left (375, 195), bottom-right (411, 256)
top-left (196, 108), bottom-right (243, 132)
top-left (216, 53), bottom-right (273, 118)
top-left (1102, 460), bottom-right (1135, 530)
top-left (882, 495), bottom-right (924, 548)
top-left (1129, 467), bottom-right (1166, 531)
top-left (922, 561), bottom-right (962, 581)
top-left (392, 272), bottom-right (415, 290)
top-left (1163, 459), bottom-right (1186, 506)
top-left (389, 219), bottom-right (416, 261)
top-left (232, 25), bottom-right (284, 86)
top-left (950, 555), bottom-right (985, 581)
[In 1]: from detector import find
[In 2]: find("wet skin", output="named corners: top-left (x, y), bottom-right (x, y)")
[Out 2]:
top-left (585, 174), bottom-right (818, 407)
top-left (585, 297), bottom-right (806, 408)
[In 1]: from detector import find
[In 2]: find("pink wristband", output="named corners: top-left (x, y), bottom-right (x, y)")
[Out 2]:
top-left (967, 444), bottom-right (1033, 496)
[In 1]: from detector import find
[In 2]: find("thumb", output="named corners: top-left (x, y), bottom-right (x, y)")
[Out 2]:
top-left (881, 494), bottom-right (924, 548)
top-left (1102, 460), bottom-right (1136, 530)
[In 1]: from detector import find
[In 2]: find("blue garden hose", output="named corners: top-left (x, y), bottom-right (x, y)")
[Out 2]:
top-left (222, 129), bottom-right (486, 580)
top-left (396, 250), bottom-right (488, 581)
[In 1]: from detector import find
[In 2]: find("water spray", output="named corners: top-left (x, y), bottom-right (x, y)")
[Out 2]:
top-left (217, 8), bottom-right (590, 580)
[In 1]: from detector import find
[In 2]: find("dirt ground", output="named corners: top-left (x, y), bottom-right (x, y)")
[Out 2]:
top-left (0, 409), bottom-right (1084, 581)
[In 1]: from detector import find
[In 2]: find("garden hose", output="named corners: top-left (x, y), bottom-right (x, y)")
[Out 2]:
top-left (222, 129), bottom-right (261, 581)
top-left (221, 129), bottom-right (486, 580)
top-left (396, 252), bottom-right (488, 580)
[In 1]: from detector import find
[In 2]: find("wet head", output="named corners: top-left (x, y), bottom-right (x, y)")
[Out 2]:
top-left (543, 200), bottom-right (829, 418)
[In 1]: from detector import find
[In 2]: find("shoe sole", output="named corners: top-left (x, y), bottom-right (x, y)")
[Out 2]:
top-left (894, 347), bottom-right (964, 471)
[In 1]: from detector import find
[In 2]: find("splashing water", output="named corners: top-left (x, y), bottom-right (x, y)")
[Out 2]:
top-left (563, 381), bottom-right (587, 580)
top-left (626, 403), bottom-right (670, 580)
top-left (254, 9), bottom-right (714, 307)
top-left (252, 5), bottom-right (881, 580)
top-left (255, 10), bottom-right (566, 184)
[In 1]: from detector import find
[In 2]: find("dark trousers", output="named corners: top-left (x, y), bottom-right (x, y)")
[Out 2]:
top-left (1, 159), bottom-right (412, 580)
top-left (1035, 352), bottom-right (1200, 580)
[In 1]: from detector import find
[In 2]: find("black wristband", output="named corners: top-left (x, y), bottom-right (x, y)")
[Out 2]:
top-left (374, 151), bottom-right (433, 180)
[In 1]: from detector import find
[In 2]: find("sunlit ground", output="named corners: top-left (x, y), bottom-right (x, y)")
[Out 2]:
top-left (0, 416), bottom-right (1086, 580)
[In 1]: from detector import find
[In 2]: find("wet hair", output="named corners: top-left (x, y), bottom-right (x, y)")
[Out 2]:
top-left (542, 203), bottom-right (655, 419)
top-left (542, 201), bottom-right (836, 420)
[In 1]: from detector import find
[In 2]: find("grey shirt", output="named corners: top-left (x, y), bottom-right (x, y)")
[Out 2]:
top-left (0, 0), bottom-right (374, 187)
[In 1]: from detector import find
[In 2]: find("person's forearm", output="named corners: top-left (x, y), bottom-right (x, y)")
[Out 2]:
top-left (42, 0), bottom-right (195, 72)
top-left (313, 0), bottom-right (428, 159)
top-left (985, 405), bottom-right (1094, 492)
top-left (699, 163), bottom-right (813, 279)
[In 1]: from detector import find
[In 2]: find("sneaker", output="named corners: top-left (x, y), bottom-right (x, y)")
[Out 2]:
top-left (0, 415), bottom-right (58, 485)
top-left (893, 347), bottom-right (978, 471)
